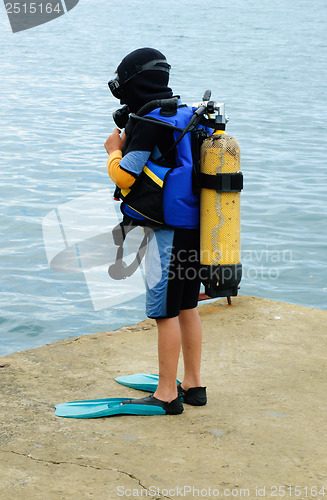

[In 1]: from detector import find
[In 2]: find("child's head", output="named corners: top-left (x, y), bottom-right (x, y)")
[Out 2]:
top-left (109, 47), bottom-right (173, 113)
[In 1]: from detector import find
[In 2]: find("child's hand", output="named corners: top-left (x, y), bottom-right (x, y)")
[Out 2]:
top-left (104, 129), bottom-right (126, 155)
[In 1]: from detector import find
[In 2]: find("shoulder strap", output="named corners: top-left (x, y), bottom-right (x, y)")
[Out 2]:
top-left (108, 220), bottom-right (149, 280)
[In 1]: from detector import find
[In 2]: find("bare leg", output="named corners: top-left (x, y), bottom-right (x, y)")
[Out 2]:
top-left (153, 316), bottom-right (181, 402)
top-left (179, 307), bottom-right (202, 390)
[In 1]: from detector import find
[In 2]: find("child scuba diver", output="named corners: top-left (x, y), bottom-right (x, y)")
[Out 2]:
top-left (104, 48), bottom-right (207, 415)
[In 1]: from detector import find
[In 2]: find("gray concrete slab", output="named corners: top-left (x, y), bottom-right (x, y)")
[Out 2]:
top-left (0, 296), bottom-right (326, 499)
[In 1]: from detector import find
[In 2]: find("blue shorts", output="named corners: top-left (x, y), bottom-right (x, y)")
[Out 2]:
top-left (144, 227), bottom-right (201, 319)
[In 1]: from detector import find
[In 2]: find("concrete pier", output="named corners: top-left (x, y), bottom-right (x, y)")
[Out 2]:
top-left (0, 296), bottom-right (326, 499)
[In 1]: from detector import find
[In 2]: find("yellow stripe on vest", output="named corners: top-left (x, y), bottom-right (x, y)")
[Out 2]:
top-left (125, 204), bottom-right (163, 225)
top-left (143, 166), bottom-right (164, 187)
top-left (121, 187), bottom-right (131, 197)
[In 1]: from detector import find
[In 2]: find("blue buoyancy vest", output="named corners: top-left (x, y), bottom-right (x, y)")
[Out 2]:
top-left (120, 105), bottom-right (207, 229)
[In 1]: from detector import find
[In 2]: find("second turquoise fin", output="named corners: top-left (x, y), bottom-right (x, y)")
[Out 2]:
top-left (115, 373), bottom-right (180, 392)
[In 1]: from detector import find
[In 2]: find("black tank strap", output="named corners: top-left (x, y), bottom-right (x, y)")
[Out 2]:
top-left (199, 172), bottom-right (243, 192)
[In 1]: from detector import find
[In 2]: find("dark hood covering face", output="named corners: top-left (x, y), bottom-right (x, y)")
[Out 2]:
top-left (117, 48), bottom-right (173, 113)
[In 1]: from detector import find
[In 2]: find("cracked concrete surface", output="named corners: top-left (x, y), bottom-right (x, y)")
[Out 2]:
top-left (0, 296), bottom-right (327, 499)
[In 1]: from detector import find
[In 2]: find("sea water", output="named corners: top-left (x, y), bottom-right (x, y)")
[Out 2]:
top-left (0, 0), bottom-right (326, 356)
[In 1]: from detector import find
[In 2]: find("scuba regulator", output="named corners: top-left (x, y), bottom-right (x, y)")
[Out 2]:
top-left (112, 105), bottom-right (130, 130)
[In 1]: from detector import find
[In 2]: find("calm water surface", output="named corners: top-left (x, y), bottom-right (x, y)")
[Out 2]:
top-left (0, 0), bottom-right (326, 356)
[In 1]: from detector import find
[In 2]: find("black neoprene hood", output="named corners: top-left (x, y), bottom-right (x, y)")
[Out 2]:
top-left (116, 47), bottom-right (173, 113)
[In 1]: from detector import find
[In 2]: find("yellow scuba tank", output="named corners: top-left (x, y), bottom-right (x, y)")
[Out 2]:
top-left (199, 102), bottom-right (243, 298)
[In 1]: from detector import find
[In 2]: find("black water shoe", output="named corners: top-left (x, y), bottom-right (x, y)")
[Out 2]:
top-left (177, 384), bottom-right (207, 406)
top-left (121, 394), bottom-right (184, 415)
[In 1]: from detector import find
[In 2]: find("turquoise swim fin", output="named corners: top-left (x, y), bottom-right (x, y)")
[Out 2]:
top-left (115, 373), bottom-right (180, 392)
top-left (54, 397), bottom-right (166, 418)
